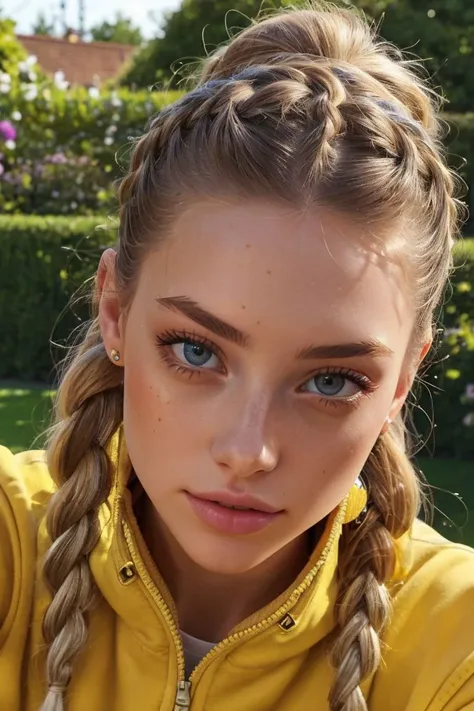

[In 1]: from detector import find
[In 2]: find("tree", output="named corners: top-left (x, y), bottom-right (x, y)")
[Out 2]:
top-left (365, 0), bottom-right (474, 112)
top-left (90, 12), bottom-right (144, 46)
top-left (122, 0), bottom-right (474, 110)
top-left (122, 0), bottom-right (296, 89)
top-left (32, 11), bottom-right (55, 36)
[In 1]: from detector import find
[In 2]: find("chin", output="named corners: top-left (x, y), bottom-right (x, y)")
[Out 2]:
top-left (178, 530), bottom-right (277, 576)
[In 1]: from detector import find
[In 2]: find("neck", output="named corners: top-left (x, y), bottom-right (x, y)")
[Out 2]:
top-left (139, 497), bottom-right (311, 642)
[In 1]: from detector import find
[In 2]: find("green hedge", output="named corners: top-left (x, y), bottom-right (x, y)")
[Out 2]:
top-left (0, 85), bottom-right (181, 215)
top-left (0, 215), bottom-right (116, 381)
top-left (0, 215), bottom-right (472, 458)
top-left (0, 71), bottom-right (474, 228)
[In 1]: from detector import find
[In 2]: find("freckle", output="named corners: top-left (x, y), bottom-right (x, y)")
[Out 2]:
top-left (266, 269), bottom-right (272, 275)
top-left (158, 418), bottom-right (162, 422)
top-left (246, 243), bottom-right (251, 249)
top-left (256, 320), bottom-right (261, 325)
top-left (241, 304), bottom-right (246, 310)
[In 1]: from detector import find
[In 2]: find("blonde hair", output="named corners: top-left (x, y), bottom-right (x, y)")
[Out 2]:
top-left (41, 4), bottom-right (462, 710)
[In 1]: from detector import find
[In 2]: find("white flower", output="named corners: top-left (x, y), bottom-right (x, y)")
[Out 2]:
top-left (53, 71), bottom-right (69, 90)
top-left (26, 54), bottom-right (38, 67)
top-left (0, 73), bottom-right (11, 94)
top-left (110, 91), bottom-right (122, 107)
top-left (22, 84), bottom-right (38, 101)
top-left (88, 86), bottom-right (100, 99)
top-left (104, 136), bottom-right (114, 146)
top-left (5, 140), bottom-right (16, 150)
top-left (27, 71), bottom-right (37, 83)
top-left (106, 125), bottom-right (117, 135)
top-left (11, 111), bottom-right (22, 121)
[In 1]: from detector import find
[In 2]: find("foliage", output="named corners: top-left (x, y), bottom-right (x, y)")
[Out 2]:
top-left (415, 239), bottom-right (474, 460)
top-left (0, 216), bottom-right (472, 460)
top-left (122, 0), bottom-right (474, 111)
top-left (362, 0), bottom-right (474, 113)
top-left (0, 79), bottom-right (181, 214)
top-left (90, 12), bottom-right (144, 46)
top-left (122, 0), bottom-right (296, 89)
top-left (32, 11), bottom-right (56, 37)
top-left (0, 18), bottom-right (27, 78)
top-left (0, 215), bottom-right (116, 382)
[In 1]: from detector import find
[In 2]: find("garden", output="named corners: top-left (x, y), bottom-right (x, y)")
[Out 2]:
top-left (0, 15), bottom-right (473, 544)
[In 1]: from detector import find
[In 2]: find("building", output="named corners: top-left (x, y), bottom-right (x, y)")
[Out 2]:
top-left (17, 33), bottom-right (137, 87)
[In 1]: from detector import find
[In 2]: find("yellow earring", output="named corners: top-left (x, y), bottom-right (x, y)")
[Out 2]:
top-left (343, 477), bottom-right (368, 525)
top-left (111, 349), bottom-right (121, 363)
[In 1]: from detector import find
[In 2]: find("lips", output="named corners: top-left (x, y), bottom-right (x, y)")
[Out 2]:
top-left (185, 491), bottom-right (283, 535)
top-left (188, 490), bottom-right (281, 514)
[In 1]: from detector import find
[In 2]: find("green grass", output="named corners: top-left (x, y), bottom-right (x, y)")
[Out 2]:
top-left (0, 384), bottom-right (472, 547)
top-left (0, 384), bottom-right (54, 453)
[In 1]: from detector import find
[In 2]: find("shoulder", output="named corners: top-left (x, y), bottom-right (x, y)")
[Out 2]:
top-left (0, 445), bottom-right (55, 524)
top-left (369, 520), bottom-right (474, 711)
top-left (0, 446), bottom-right (54, 643)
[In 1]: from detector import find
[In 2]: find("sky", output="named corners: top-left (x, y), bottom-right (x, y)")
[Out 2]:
top-left (1, 0), bottom-right (181, 38)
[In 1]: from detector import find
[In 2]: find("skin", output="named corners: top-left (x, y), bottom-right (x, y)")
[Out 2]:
top-left (98, 199), bottom-right (427, 641)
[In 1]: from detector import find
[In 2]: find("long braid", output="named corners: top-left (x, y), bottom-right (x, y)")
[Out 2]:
top-left (329, 425), bottom-right (420, 711)
top-left (40, 322), bottom-right (123, 710)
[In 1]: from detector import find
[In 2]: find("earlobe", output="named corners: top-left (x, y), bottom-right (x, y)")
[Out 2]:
top-left (97, 249), bottom-right (123, 359)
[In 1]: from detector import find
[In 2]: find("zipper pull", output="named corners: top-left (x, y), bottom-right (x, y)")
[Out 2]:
top-left (174, 680), bottom-right (191, 710)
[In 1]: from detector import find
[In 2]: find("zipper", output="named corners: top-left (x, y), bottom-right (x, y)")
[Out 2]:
top-left (188, 502), bottom-right (346, 686)
top-left (174, 681), bottom-right (191, 710)
top-left (122, 521), bottom-right (187, 682)
top-left (122, 500), bottom-right (346, 709)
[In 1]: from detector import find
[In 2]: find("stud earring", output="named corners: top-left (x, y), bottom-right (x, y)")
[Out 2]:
top-left (111, 349), bottom-right (121, 363)
top-left (343, 476), bottom-right (368, 525)
top-left (381, 416), bottom-right (393, 435)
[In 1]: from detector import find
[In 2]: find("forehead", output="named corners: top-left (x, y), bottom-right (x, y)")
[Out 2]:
top-left (139, 199), bottom-right (413, 350)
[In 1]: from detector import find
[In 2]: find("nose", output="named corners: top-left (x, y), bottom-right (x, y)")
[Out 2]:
top-left (210, 396), bottom-right (279, 479)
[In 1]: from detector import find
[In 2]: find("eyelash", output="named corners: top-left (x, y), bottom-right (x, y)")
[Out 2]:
top-left (155, 329), bottom-right (376, 406)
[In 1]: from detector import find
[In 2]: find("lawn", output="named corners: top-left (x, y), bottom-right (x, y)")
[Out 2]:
top-left (0, 384), bottom-right (472, 547)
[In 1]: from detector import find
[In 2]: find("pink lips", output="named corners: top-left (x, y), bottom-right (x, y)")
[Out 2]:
top-left (185, 491), bottom-right (282, 535)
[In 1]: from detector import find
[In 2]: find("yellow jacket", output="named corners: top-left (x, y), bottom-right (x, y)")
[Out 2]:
top-left (1, 442), bottom-right (474, 711)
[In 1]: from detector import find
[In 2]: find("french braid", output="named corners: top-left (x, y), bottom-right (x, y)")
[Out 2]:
top-left (40, 4), bottom-right (462, 710)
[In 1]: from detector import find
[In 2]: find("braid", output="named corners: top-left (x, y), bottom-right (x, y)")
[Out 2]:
top-left (40, 321), bottom-right (123, 710)
top-left (329, 428), bottom-right (420, 711)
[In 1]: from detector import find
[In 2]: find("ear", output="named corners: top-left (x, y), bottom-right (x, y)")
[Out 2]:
top-left (97, 249), bottom-right (123, 361)
top-left (385, 338), bottom-right (432, 426)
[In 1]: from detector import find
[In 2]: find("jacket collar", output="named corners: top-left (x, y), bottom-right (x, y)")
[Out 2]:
top-left (89, 430), bottom-right (350, 659)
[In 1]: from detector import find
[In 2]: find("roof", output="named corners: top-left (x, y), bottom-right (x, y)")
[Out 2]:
top-left (17, 34), bottom-right (137, 86)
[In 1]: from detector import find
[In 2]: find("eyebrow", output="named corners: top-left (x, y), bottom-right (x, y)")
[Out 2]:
top-left (156, 296), bottom-right (394, 359)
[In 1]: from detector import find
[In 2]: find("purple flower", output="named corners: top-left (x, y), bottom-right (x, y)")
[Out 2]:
top-left (0, 120), bottom-right (17, 142)
top-left (49, 152), bottom-right (68, 164)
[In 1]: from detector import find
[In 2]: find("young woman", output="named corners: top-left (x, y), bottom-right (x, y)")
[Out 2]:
top-left (1, 4), bottom-right (473, 711)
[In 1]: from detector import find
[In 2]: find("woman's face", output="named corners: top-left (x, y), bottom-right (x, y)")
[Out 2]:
top-left (100, 199), bottom-right (418, 575)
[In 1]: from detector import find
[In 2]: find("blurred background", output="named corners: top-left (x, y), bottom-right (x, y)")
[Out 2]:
top-left (0, 0), bottom-right (472, 542)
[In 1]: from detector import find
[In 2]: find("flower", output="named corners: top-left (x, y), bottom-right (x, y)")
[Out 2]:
top-left (11, 111), bottom-right (22, 121)
top-left (53, 71), bottom-right (69, 90)
top-left (104, 136), bottom-right (114, 146)
top-left (88, 86), bottom-right (100, 99)
top-left (0, 72), bottom-right (11, 94)
top-left (5, 140), bottom-right (16, 150)
top-left (22, 84), bottom-right (38, 101)
top-left (0, 120), bottom-right (17, 142)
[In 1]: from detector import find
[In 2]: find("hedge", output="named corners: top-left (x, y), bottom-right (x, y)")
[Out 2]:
top-left (0, 215), bottom-right (472, 458)
top-left (0, 85), bottom-right (181, 215)
top-left (0, 215), bottom-right (116, 381)
top-left (0, 78), bottom-right (474, 229)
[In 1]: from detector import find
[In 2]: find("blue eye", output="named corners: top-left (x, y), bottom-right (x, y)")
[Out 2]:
top-left (302, 373), bottom-right (362, 398)
top-left (172, 341), bottom-right (220, 369)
